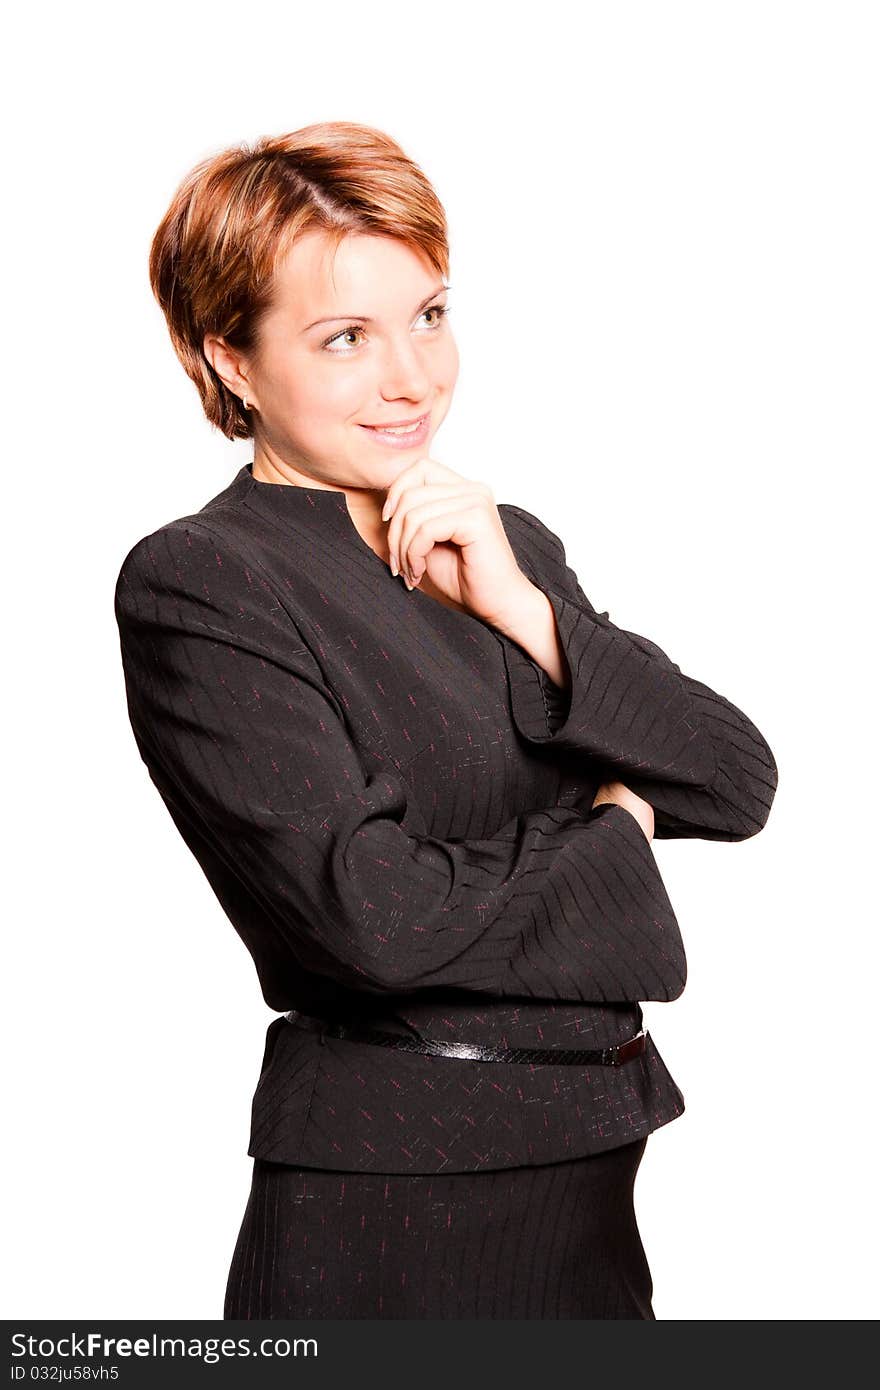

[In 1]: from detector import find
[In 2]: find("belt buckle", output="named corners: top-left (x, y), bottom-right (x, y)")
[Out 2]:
top-left (614, 1029), bottom-right (646, 1065)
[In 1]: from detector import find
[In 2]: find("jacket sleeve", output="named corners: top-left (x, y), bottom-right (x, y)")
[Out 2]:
top-left (114, 520), bottom-right (687, 1004)
top-left (498, 504), bottom-right (779, 843)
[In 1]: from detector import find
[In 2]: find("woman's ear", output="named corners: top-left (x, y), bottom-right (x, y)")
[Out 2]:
top-left (203, 332), bottom-right (254, 406)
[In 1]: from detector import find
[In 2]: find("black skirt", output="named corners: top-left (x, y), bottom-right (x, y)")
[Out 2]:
top-left (223, 1136), bottom-right (655, 1320)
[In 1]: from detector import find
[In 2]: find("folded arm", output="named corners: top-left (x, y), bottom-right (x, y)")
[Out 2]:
top-left (114, 521), bottom-right (687, 1003)
top-left (497, 504), bottom-right (779, 842)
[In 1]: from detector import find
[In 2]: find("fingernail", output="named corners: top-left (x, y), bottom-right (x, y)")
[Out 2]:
top-left (381, 502), bottom-right (391, 521)
top-left (389, 553), bottom-right (398, 577)
top-left (403, 575), bottom-right (413, 591)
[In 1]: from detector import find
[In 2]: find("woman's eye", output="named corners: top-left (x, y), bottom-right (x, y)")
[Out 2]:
top-left (420, 303), bottom-right (451, 328)
top-left (322, 303), bottom-right (450, 353)
top-left (323, 325), bottom-right (367, 352)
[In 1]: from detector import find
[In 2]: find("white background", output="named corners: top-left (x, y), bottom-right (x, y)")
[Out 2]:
top-left (4, 0), bottom-right (877, 1321)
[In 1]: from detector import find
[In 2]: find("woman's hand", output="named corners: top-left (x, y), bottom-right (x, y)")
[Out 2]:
top-left (381, 456), bottom-right (535, 628)
top-left (592, 780), bottom-right (656, 843)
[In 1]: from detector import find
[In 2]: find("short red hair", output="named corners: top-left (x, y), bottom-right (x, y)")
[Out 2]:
top-left (149, 122), bottom-right (450, 440)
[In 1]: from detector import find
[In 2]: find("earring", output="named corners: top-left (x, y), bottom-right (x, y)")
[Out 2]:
top-left (242, 394), bottom-right (249, 411)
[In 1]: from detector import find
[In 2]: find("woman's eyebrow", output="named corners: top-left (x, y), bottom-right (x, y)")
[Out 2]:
top-left (303, 284), bottom-right (449, 332)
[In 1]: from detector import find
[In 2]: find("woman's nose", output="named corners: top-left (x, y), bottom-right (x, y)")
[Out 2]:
top-left (378, 338), bottom-right (431, 402)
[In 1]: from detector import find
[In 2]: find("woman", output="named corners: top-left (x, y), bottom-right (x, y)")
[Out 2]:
top-left (115, 122), bottom-right (778, 1320)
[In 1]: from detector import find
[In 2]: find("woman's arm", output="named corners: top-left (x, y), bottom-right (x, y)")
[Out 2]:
top-left (495, 504), bottom-right (779, 842)
top-left (114, 521), bottom-right (687, 1004)
top-left (490, 577), bottom-right (570, 690)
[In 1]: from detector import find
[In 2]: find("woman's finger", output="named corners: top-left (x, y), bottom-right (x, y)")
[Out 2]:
top-left (381, 456), bottom-right (473, 523)
top-left (386, 482), bottom-right (490, 577)
top-left (397, 497), bottom-right (490, 585)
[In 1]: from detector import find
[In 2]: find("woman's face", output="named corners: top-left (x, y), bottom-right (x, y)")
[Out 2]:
top-left (227, 230), bottom-right (459, 496)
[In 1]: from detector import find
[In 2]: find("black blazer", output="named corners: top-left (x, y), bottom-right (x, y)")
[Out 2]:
top-left (114, 463), bottom-right (778, 1173)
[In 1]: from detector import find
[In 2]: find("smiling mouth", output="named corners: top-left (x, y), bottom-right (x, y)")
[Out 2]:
top-left (360, 412), bottom-right (430, 435)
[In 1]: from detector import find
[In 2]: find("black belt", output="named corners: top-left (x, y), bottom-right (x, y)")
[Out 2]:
top-left (284, 1010), bottom-right (648, 1067)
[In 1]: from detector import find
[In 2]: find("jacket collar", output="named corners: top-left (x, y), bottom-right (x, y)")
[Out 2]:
top-left (209, 462), bottom-right (357, 534)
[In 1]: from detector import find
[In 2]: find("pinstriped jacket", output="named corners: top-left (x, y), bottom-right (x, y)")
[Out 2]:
top-left (113, 462), bottom-right (778, 1173)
